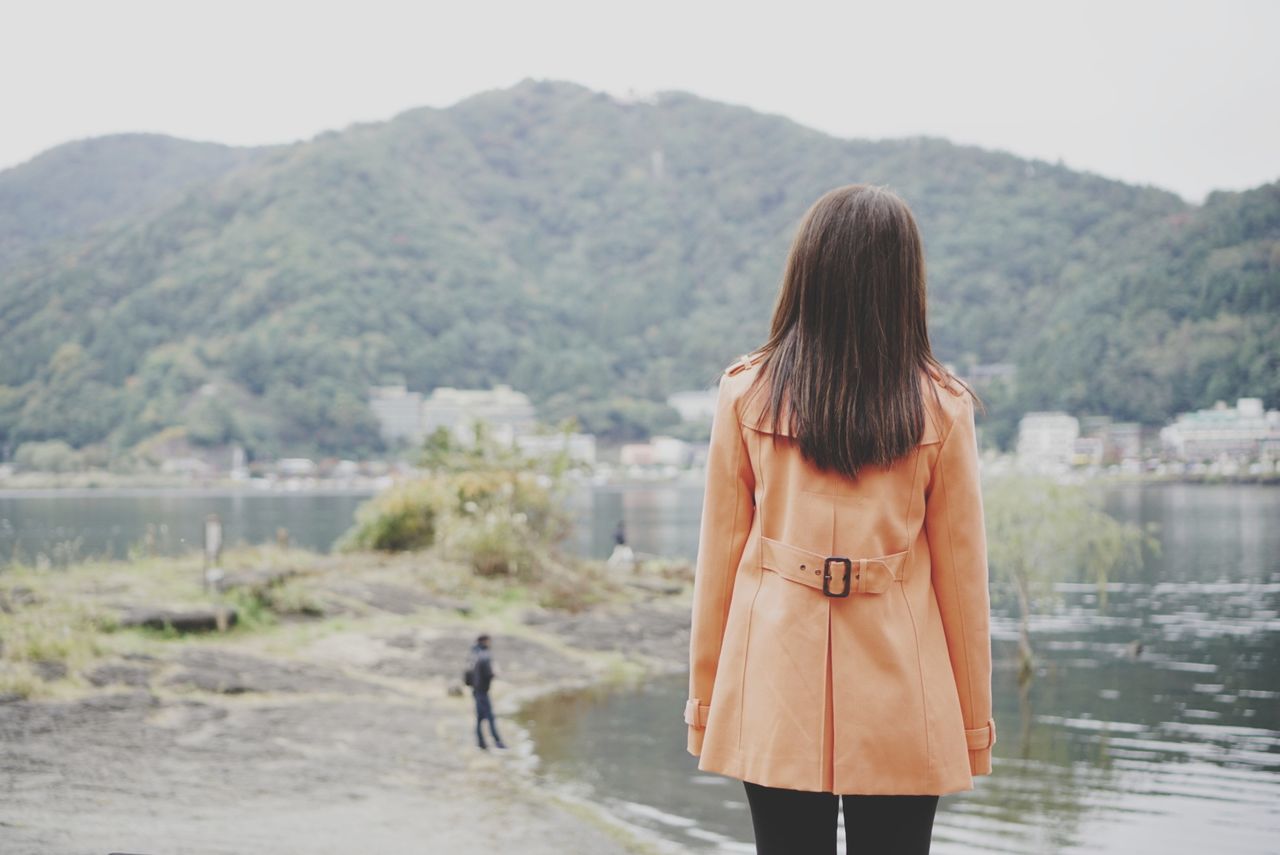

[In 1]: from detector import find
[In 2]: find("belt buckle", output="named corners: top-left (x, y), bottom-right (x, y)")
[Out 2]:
top-left (822, 556), bottom-right (853, 597)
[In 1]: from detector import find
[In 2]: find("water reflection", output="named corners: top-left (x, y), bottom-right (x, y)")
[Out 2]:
top-left (0, 488), bottom-right (375, 561)
top-left (566, 481), bottom-right (705, 560)
top-left (521, 484), bottom-right (1280, 854)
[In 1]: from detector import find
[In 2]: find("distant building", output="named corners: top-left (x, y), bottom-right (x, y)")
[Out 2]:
top-left (1160, 397), bottom-right (1280, 462)
top-left (667, 389), bottom-right (718, 425)
top-left (369, 384), bottom-right (424, 443)
top-left (332, 459), bottom-right (360, 477)
top-left (229, 444), bottom-right (249, 480)
top-left (621, 435), bottom-right (693, 467)
top-left (420, 384), bottom-right (537, 445)
top-left (1109, 422), bottom-right (1144, 461)
top-left (161, 456), bottom-right (213, 476)
top-left (514, 432), bottom-right (597, 464)
top-left (651, 436), bottom-right (693, 466)
top-left (278, 458), bottom-right (318, 476)
top-left (1072, 436), bottom-right (1106, 466)
top-left (1016, 412), bottom-right (1079, 472)
top-left (1077, 416), bottom-right (1145, 464)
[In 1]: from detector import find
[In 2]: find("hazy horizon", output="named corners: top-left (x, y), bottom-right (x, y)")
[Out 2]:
top-left (3, 0), bottom-right (1277, 205)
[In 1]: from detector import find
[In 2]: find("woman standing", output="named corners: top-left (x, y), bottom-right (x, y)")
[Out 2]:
top-left (684, 184), bottom-right (996, 854)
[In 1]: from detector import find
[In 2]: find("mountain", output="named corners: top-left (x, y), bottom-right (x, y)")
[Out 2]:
top-left (0, 78), bottom-right (1275, 461)
top-left (0, 133), bottom-right (270, 269)
top-left (1019, 180), bottom-right (1279, 428)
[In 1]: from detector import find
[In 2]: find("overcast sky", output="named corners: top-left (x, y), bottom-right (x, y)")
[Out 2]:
top-left (3, 0), bottom-right (1275, 203)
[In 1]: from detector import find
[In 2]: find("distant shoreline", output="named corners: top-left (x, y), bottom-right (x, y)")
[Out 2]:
top-left (0, 468), bottom-right (1276, 493)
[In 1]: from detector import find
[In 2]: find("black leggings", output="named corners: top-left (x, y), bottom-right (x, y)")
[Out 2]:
top-left (743, 780), bottom-right (939, 855)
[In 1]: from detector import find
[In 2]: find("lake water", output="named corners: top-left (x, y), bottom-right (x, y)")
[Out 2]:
top-left (0, 480), bottom-right (702, 564)
top-left (3, 481), bottom-right (1277, 853)
top-left (518, 483), bottom-right (1280, 855)
top-left (0, 487), bottom-right (377, 563)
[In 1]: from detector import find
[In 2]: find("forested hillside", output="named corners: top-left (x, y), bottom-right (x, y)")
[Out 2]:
top-left (0, 79), bottom-right (1275, 461)
top-left (0, 133), bottom-right (270, 269)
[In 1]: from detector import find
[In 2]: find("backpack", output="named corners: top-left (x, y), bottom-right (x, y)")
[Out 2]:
top-left (463, 648), bottom-right (478, 687)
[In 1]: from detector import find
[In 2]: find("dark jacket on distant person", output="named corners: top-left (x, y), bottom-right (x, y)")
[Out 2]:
top-left (470, 643), bottom-right (494, 694)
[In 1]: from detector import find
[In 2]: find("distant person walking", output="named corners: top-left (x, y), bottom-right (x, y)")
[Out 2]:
top-left (467, 634), bottom-right (505, 750)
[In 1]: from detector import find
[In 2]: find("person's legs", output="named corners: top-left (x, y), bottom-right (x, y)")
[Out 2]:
top-left (473, 691), bottom-right (488, 748)
top-left (743, 780), bottom-right (838, 855)
top-left (484, 697), bottom-right (505, 747)
top-left (472, 691), bottom-right (505, 748)
top-left (840, 793), bottom-right (940, 855)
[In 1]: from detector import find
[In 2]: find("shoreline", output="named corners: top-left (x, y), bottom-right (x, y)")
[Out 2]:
top-left (1, 466), bottom-right (1277, 494)
top-left (0, 544), bottom-right (695, 854)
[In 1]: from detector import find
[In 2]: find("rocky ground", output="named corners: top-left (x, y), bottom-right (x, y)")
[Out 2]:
top-left (0, 549), bottom-right (693, 855)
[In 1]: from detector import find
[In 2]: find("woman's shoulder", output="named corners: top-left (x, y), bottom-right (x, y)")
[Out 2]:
top-left (715, 350), bottom-right (775, 431)
top-left (922, 365), bottom-right (977, 438)
top-left (722, 349), bottom-right (767, 379)
top-left (718, 350), bottom-right (769, 405)
top-left (924, 363), bottom-right (966, 397)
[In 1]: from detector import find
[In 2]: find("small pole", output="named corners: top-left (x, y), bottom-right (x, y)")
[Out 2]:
top-left (203, 513), bottom-right (223, 592)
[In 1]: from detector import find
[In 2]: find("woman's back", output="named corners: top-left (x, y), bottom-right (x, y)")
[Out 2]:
top-left (683, 185), bottom-right (996, 804)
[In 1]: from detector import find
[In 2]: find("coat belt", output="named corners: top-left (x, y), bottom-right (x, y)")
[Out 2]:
top-left (760, 536), bottom-right (909, 594)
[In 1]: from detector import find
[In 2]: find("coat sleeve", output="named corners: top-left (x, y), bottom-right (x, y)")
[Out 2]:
top-left (685, 372), bottom-right (756, 756)
top-left (924, 393), bottom-right (997, 776)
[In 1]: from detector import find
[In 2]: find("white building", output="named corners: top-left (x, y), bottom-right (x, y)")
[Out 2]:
top-left (514, 432), bottom-right (597, 465)
top-left (369, 384), bottom-right (424, 443)
top-left (420, 384), bottom-right (537, 445)
top-left (1016, 412), bottom-right (1080, 472)
top-left (651, 436), bottom-right (693, 466)
top-left (1160, 397), bottom-right (1280, 462)
top-left (278, 457), bottom-right (318, 476)
top-left (620, 435), bottom-right (693, 467)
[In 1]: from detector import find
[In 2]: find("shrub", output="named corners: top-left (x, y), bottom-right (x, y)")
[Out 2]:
top-left (442, 506), bottom-right (541, 578)
top-left (335, 477), bottom-right (450, 552)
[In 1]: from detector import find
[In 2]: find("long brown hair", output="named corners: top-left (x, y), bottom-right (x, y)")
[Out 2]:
top-left (747, 183), bottom-right (981, 479)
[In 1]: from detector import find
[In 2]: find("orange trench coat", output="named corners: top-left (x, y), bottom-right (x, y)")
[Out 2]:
top-left (684, 351), bottom-right (996, 795)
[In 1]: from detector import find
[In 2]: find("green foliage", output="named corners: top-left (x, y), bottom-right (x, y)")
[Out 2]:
top-left (0, 133), bottom-right (265, 269)
top-left (0, 580), bottom-right (104, 689)
top-left (983, 472), bottom-right (1159, 683)
top-left (338, 421), bottom-right (581, 586)
top-left (13, 439), bottom-right (82, 472)
top-left (334, 477), bottom-right (448, 552)
top-left (420, 421), bottom-right (587, 539)
top-left (221, 586), bottom-right (279, 631)
top-left (256, 578), bottom-right (326, 617)
top-left (0, 81), bottom-right (1275, 458)
top-left (442, 501), bottom-right (543, 578)
top-left (1010, 183), bottom-right (1280, 424)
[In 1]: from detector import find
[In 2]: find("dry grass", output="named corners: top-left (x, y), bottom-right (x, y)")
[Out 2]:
top-left (0, 536), bottom-right (663, 699)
